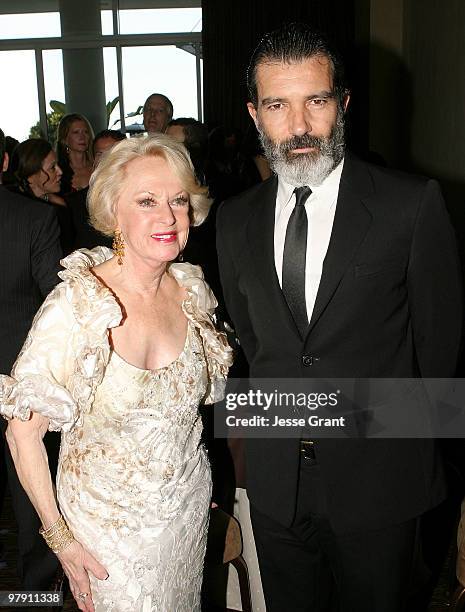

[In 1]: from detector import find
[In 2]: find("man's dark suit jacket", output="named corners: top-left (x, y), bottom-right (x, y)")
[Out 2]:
top-left (0, 185), bottom-right (62, 374)
top-left (216, 153), bottom-right (463, 535)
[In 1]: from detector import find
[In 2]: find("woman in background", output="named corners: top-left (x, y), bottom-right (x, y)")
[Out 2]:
top-left (9, 138), bottom-right (73, 253)
top-left (56, 113), bottom-right (94, 195)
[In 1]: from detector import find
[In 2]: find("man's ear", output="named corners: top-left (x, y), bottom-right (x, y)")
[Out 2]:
top-left (2, 152), bottom-right (9, 173)
top-left (247, 102), bottom-right (259, 127)
top-left (343, 92), bottom-right (351, 113)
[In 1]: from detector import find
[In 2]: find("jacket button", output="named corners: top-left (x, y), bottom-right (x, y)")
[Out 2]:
top-left (302, 355), bottom-right (313, 367)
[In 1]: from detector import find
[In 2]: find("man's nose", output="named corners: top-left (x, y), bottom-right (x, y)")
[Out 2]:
top-left (289, 107), bottom-right (311, 137)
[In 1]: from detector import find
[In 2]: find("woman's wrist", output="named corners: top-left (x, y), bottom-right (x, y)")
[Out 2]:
top-left (39, 515), bottom-right (75, 553)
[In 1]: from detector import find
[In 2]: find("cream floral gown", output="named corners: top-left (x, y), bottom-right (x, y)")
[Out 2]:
top-left (0, 248), bottom-right (232, 612)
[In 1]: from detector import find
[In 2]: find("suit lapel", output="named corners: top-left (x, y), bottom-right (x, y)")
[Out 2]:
top-left (247, 176), bottom-right (302, 340)
top-left (307, 154), bottom-right (374, 335)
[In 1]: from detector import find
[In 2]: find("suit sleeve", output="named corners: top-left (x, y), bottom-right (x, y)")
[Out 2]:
top-left (31, 206), bottom-right (62, 298)
top-left (216, 202), bottom-right (258, 364)
top-left (407, 179), bottom-right (463, 377)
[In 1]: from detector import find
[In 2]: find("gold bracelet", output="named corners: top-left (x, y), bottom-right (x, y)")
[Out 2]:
top-left (39, 515), bottom-right (75, 553)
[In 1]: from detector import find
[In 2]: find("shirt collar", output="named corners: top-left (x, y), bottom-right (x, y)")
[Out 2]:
top-left (276, 157), bottom-right (345, 212)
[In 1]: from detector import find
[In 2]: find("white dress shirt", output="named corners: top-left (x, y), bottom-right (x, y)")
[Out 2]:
top-left (274, 159), bottom-right (344, 322)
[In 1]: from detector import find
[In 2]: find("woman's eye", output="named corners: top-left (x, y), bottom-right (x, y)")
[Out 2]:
top-left (139, 199), bottom-right (155, 208)
top-left (171, 196), bottom-right (188, 207)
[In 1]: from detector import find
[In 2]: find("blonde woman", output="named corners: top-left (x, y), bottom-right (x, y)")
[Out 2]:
top-left (1, 135), bottom-right (232, 612)
top-left (56, 113), bottom-right (94, 194)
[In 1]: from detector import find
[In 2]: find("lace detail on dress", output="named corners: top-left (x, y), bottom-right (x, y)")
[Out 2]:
top-left (0, 247), bottom-right (232, 432)
top-left (58, 315), bottom-right (212, 611)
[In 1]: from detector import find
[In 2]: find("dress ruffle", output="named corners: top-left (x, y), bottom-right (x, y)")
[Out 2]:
top-left (170, 263), bottom-right (233, 403)
top-left (1, 248), bottom-right (232, 430)
top-left (0, 373), bottom-right (78, 432)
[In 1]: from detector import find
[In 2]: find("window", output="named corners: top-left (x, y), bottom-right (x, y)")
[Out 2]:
top-left (0, 50), bottom-right (39, 141)
top-left (122, 45), bottom-right (198, 126)
top-left (0, 12), bottom-right (61, 40)
top-left (118, 8), bottom-right (201, 34)
top-left (0, 2), bottom-right (202, 142)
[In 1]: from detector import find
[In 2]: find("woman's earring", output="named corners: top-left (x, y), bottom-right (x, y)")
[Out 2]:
top-left (112, 229), bottom-right (125, 265)
top-left (66, 145), bottom-right (70, 153)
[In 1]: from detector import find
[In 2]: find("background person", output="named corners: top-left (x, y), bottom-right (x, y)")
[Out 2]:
top-left (56, 113), bottom-right (94, 195)
top-left (143, 93), bottom-right (173, 134)
top-left (0, 127), bottom-right (62, 591)
top-left (65, 129), bottom-right (126, 250)
top-left (9, 138), bottom-right (73, 253)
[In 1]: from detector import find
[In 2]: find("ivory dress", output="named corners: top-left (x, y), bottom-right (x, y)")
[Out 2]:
top-left (0, 247), bottom-right (232, 612)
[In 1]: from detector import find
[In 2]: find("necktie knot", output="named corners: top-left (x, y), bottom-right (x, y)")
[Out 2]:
top-left (294, 186), bottom-right (312, 207)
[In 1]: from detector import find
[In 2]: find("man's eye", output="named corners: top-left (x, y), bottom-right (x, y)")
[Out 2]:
top-left (310, 98), bottom-right (327, 106)
top-left (268, 103), bottom-right (283, 111)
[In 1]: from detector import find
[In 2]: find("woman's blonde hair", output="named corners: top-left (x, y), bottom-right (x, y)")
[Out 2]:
top-left (88, 134), bottom-right (211, 236)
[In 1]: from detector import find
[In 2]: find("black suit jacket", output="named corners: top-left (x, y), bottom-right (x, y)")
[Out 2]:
top-left (216, 153), bottom-right (463, 534)
top-left (0, 186), bottom-right (62, 374)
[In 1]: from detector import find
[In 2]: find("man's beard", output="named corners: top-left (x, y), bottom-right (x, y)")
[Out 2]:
top-left (257, 109), bottom-right (346, 187)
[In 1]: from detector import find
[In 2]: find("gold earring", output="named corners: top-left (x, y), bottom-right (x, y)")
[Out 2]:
top-left (112, 229), bottom-right (125, 265)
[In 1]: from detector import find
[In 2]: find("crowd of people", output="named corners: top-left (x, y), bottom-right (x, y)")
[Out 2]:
top-left (0, 21), bottom-right (464, 612)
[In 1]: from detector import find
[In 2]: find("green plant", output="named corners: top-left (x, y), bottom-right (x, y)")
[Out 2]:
top-left (29, 97), bottom-right (120, 143)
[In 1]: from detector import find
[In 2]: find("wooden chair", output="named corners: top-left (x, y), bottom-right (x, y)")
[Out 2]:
top-left (205, 507), bottom-right (253, 612)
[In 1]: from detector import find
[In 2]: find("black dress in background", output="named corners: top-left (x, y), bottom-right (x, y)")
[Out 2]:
top-left (65, 187), bottom-right (112, 251)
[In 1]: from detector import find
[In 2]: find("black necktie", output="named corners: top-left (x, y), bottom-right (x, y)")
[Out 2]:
top-left (282, 186), bottom-right (312, 337)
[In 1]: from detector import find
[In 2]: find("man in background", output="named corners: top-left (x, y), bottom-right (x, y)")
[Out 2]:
top-left (143, 93), bottom-right (173, 134)
top-left (0, 127), bottom-right (62, 590)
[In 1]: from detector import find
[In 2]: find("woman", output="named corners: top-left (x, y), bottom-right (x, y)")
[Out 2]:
top-left (1, 135), bottom-right (232, 612)
top-left (9, 138), bottom-right (73, 253)
top-left (56, 113), bottom-right (94, 194)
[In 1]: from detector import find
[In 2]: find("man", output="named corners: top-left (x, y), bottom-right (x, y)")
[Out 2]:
top-left (143, 93), bottom-right (173, 134)
top-left (0, 127), bottom-right (62, 589)
top-left (166, 117), bottom-right (208, 179)
top-left (65, 129), bottom-right (125, 250)
top-left (216, 23), bottom-right (462, 612)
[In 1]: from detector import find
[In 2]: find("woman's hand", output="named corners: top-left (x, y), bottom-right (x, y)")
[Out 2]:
top-left (57, 540), bottom-right (108, 612)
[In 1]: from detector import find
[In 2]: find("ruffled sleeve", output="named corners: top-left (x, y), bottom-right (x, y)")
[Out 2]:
top-left (170, 263), bottom-right (233, 404)
top-left (0, 284), bottom-right (79, 432)
top-left (0, 247), bottom-right (122, 432)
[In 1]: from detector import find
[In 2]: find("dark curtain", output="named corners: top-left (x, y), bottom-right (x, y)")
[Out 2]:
top-left (202, 0), bottom-right (369, 153)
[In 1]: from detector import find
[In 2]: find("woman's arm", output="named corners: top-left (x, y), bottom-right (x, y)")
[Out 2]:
top-left (6, 413), bottom-right (107, 612)
top-left (7, 414), bottom-right (59, 527)
top-left (2, 283), bottom-right (108, 612)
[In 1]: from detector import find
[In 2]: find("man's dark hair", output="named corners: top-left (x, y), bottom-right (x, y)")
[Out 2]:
top-left (143, 93), bottom-right (174, 119)
top-left (93, 129), bottom-right (126, 153)
top-left (247, 22), bottom-right (347, 108)
top-left (0, 128), bottom-right (5, 164)
top-left (167, 118), bottom-right (208, 152)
